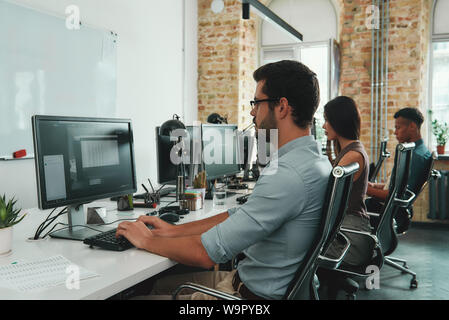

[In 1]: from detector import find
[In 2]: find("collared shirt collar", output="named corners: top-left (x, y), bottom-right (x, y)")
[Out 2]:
top-left (277, 135), bottom-right (316, 159)
top-left (414, 139), bottom-right (423, 147)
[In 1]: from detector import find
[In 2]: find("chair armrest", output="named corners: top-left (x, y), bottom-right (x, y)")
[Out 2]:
top-left (394, 189), bottom-right (415, 208)
top-left (340, 227), bottom-right (374, 238)
top-left (318, 233), bottom-right (351, 270)
top-left (367, 212), bottom-right (380, 218)
top-left (340, 228), bottom-right (379, 249)
top-left (172, 282), bottom-right (242, 300)
top-left (431, 169), bottom-right (441, 179)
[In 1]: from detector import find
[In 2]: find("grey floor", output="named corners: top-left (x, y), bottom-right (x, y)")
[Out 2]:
top-left (349, 224), bottom-right (449, 300)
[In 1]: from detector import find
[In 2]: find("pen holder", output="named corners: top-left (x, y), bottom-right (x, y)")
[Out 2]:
top-left (183, 189), bottom-right (205, 211)
top-left (145, 192), bottom-right (161, 206)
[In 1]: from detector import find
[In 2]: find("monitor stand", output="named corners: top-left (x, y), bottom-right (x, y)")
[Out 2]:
top-left (49, 204), bottom-right (110, 241)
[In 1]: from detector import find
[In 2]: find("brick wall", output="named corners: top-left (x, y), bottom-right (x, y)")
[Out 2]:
top-left (197, 0), bottom-right (258, 129)
top-left (337, 0), bottom-right (374, 156)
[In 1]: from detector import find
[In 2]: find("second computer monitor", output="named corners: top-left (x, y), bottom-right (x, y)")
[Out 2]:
top-left (155, 126), bottom-right (192, 185)
top-left (202, 124), bottom-right (241, 181)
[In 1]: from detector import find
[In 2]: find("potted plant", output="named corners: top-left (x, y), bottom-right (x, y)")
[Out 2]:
top-left (0, 194), bottom-right (26, 255)
top-left (431, 119), bottom-right (449, 155)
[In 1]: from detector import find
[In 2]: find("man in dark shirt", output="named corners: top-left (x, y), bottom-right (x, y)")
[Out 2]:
top-left (366, 107), bottom-right (432, 232)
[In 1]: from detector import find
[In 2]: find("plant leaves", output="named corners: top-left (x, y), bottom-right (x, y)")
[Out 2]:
top-left (0, 194), bottom-right (24, 228)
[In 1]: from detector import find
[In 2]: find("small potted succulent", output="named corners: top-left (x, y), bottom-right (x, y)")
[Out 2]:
top-left (431, 119), bottom-right (449, 155)
top-left (0, 194), bottom-right (26, 255)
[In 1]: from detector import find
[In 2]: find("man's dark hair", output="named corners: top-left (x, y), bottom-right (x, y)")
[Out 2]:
top-left (253, 60), bottom-right (320, 128)
top-left (394, 107), bottom-right (424, 129)
top-left (324, 96), bottom-right (361, 140)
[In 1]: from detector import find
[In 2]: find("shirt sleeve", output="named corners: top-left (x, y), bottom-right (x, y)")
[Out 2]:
top-left (227, 207), bottom-right (238, 216)
top-left (201, 162), bottom-right (307, 264)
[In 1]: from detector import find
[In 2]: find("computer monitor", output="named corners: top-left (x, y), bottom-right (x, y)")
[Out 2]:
top-left (156, 126), bottom-right (178, 185)
top-left (156, 124), bottom-right (202, 185)
top-left (201, 124), bottom-right (241, 181)
top-left (32, 115), bottom-right (137, 240)
top-left (185, 125), bottom-right (202, 183)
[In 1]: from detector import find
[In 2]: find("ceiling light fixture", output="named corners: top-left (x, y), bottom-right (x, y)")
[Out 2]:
top-left (241, 0), bottom-right (303, 42)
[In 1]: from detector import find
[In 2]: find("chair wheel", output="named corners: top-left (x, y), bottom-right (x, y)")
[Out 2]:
top-left (410, 279), bottom-right (418, 289)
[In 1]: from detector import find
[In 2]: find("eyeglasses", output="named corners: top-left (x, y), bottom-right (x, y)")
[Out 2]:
top-left (250, 98), bottom-right (280, 108)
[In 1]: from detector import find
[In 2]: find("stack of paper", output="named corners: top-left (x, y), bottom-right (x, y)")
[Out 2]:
top-left (0, 255), bottom-right (98, 292)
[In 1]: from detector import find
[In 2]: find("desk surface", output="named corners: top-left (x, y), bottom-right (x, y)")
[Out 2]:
top-left (0, 188), bottom-right (251, 300)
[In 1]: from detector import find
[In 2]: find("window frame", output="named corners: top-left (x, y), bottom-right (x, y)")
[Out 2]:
top-left (257, 0), bottom-right (339, 151)
top-left (428, 0), bottom-right (449, 150)
top-left (260, 39), bottom-right (333, 103)
top-left (260, 40), bottom-right (337, 150)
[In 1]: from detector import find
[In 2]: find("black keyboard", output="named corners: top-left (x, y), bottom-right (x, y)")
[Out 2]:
top-left (83, 228), bottom-right (134, 251)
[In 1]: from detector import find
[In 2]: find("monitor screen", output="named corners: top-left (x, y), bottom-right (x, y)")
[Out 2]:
top-left (156, 126), bottom-right (178, 185)
top-left (32, 116), bottom-right (137, 210)
top-left (155, 126), bottom-right (192, 185)
top-left (202, 124), bottom-right (241, 181)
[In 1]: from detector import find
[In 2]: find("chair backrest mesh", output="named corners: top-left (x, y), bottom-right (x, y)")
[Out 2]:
top-left (284, 163), bottom-right (359, 300)
top-left (376, 143), bottom-right (414, 256)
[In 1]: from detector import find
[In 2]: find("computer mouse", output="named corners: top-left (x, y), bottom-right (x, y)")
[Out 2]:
top-left (176, 208), bottom-right (189, 215)
top-left (159, 212), bottom-right (180, 223)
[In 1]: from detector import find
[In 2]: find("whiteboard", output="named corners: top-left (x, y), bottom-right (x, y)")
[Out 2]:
top-left (0, 0), bottom-right (117, 159)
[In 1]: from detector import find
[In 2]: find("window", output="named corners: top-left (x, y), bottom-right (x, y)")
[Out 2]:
top-left (429, 0), bottom-right (449, 149)
top-left (261, 42), bottom-right (331, 146)
top-left (260, 0), bottom-right (338, 149)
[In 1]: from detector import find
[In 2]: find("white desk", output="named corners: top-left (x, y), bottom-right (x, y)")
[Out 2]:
top-left (0, 189), bottom-right (251, 300)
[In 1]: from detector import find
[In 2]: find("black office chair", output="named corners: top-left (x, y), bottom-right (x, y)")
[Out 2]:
top-left (366, 142), bottom-right (417, 287)
top-left (319, 142), bottom-right (416, 299)
top-left (383, 151), bottom-right (439, 287)
top-left (394, 151), bottom-right (438, 234)
top-left (171, 163), bottom-right (360, 300)
top-left (369, 139), bottom-right (391, 182)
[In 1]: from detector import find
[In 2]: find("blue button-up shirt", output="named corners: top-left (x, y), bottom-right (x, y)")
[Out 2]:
top-left (201, 135), bottom-right (332, 299)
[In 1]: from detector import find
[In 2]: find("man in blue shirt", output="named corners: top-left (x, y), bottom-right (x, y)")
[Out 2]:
top-left (367, 107), bottom-right (432, 232)
top-left (116, 60), bottom-right (331, 299)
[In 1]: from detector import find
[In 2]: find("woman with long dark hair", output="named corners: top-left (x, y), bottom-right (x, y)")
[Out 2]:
top-left (322, 96), bottom-right (373, 267)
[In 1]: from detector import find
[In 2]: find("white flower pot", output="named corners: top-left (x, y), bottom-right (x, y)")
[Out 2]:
top-left (0, 226), bottom-right (13, 256)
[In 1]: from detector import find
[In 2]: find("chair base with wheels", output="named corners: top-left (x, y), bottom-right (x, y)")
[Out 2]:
top-left (368, 210), bottom-right (418, 289)
top-left (375, 152), bottom-right (438, 290)
top-left (384, 257), bottom-right (418, 289)
top-left (317, 226), bottom-right (384, 300)
top-left (316, 268), bottom-right (359, 300)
